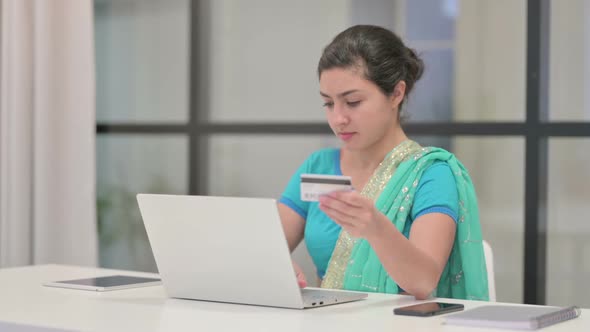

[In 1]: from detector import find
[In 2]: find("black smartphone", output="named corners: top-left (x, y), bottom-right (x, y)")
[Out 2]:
top-left (393, 302), bottom-right (464, 317)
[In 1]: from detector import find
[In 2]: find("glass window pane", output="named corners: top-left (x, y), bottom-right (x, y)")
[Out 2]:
top-left (547, 139), bottom-right (590, 306)
top-left (94, 0), bottom-right (190, 123)
top-left (413, 136), bottom-right (525, 303)
top-left (97, 135), bottom-right (188, 272)
top-left (349, 0), bottom-right (397, 32)
top-left (406, 0), bottom-right (456, 40)
top-left (549, 0), bottom-right (590, 121)
top-left (453, 0), bottom-right (526, 121)
top-left (405, 49), bottom-right (454, 122)
top-left (452, 137), bottom-right (525, 303)
top-left (203, 0), bottom-right (525, 123)
top-left (206, 0), bottom-right (349, 123)
top-left (208, 135), bottom-right (339, 198)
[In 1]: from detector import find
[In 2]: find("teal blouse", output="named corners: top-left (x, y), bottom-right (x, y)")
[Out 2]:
top-left (279, 148), bottom-right (459, 278)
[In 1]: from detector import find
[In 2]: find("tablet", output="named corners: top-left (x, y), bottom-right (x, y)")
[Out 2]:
top-left (43, 275), bottom-right (162, 292)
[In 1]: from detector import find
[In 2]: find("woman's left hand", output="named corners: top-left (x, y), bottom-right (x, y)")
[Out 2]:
top-left (318, 190), bottom-right (384, 239)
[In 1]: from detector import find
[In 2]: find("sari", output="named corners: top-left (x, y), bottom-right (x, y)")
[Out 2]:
top-left (320, 140), bottom-right (489, 300)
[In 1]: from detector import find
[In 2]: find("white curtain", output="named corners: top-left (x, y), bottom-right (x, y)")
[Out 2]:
top-left (0, 0), bottom-right (97, 267)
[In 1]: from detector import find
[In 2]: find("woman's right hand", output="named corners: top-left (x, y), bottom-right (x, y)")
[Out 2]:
top-left (292, 261), bottom-right (307, 288)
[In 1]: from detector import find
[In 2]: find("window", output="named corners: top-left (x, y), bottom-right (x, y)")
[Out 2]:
top-left (96, 0), bottom-right (590, 305)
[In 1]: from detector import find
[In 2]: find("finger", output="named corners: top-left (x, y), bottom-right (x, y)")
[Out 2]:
top-left (321, 193), bottom-right (367, 215)
top-left (320, 204), bottom-right (357, 228)
top-left (298, 277), bottom-right (307, 288)
top-left (319, 198), bottom-right (357, 222)
top-left (328, 190), bottom-right (365, 208)
top-left (319, 195), bottom-right (358, 217)
top-left (296, 272), bottom-right (307, 288)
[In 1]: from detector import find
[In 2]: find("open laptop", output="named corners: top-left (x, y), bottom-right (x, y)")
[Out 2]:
top-left (137, 194), bottom-right (367, 309)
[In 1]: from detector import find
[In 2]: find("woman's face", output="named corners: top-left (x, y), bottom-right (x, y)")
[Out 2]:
top-left (319, 67), bottom-right (403, 151)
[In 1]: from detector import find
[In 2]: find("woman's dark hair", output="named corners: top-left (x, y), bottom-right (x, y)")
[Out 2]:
top-left (318, 25), bottom-right (424, 113)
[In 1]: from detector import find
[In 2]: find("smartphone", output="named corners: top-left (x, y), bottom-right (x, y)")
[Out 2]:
top-left (393, 302), bottom-right (464, 317)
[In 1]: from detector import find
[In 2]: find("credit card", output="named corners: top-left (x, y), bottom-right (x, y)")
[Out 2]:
top-left (300, 174), bottom-right (353, 202)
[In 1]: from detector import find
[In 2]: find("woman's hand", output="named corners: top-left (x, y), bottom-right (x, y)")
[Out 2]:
top-left (292, 261), bottom-right (307, 288)
top-left (318, 191), bottom-right (385, 239)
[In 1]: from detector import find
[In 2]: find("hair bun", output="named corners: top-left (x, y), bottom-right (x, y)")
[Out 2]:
top-left (405, 47), bottom-right (424, 92)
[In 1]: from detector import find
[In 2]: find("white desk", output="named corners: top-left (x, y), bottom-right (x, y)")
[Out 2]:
top-left (0, 265), bottom-right (587, 332)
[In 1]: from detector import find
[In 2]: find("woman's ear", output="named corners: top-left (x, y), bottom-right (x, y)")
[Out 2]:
top-left (390, 81), bottom-right (407, 109)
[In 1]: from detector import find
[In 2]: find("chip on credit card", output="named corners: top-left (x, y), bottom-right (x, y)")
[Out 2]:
top-left (300, 174), bottom-right (353, 202)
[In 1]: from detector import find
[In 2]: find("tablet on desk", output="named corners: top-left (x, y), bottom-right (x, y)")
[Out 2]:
top-left (43, 275), bottom-right (162, 292)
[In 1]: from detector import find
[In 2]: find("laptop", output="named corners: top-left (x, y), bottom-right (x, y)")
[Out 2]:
top-left (136, 194), bottom-right (368, 309)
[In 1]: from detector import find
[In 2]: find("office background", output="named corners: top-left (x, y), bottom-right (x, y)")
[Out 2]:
top-left (92, 0), bottom-right (589, 307)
